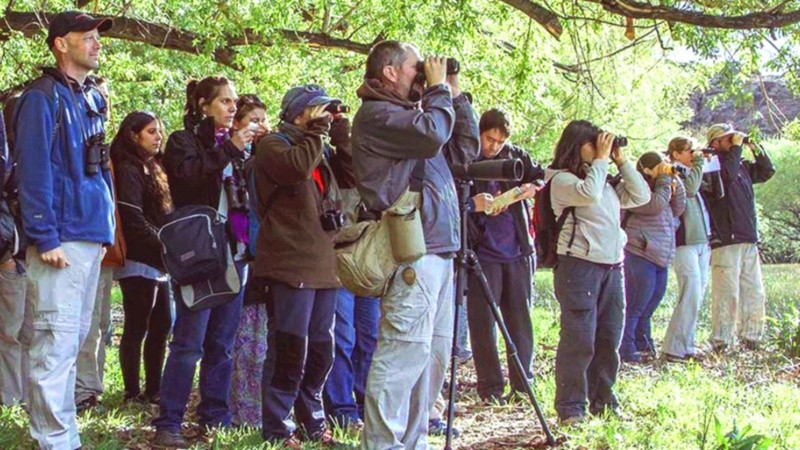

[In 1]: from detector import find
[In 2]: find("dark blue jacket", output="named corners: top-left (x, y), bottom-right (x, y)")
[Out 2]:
top-left (352, 80), bottom-right (479, 255)
top-left (704, 145), bottom-right (775, 249)
top-left (12, 69), bottom-right (114, 253)
top-left (469, 144), bottom-right (545, 259)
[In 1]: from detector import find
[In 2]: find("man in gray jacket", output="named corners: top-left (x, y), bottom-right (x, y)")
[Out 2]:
top-left (352, 40), bottom-right (479, 449)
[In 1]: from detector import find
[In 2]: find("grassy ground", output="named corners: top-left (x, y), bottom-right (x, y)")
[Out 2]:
top-left (1, 265), bottom-right (799, 449)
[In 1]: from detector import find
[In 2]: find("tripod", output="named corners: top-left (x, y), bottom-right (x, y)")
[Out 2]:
top-left (444, 179), bottom-right (555, 449)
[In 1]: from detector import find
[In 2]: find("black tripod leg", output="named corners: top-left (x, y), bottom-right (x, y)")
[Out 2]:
top-left (444, 257), bottom-right (468, 450)
top-left (471, 255), bottom-right (556, 446)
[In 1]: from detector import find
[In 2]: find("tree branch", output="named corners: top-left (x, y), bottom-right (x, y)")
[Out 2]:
top-left (499, 0), bottom-right (563, 38)
top-left (1, 10), bottom-right (372, 70)
top-left (583, 0), bottom-right (800, 29)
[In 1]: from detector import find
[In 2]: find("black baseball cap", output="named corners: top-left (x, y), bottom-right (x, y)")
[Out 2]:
top-left (46, 11), bottom-right (113, 48)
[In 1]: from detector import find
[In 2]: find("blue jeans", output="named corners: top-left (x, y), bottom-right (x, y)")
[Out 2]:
top-left (261, 283), bottom-right (336, 440)
top-left (323, 289), bottom-right (379, 424)
top-left (622, 252), bottom-right (668, 361)
top-left (153, 263), bottom-right (246, 432)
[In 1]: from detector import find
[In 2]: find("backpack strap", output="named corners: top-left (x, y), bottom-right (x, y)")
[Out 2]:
top-left (549, 171), bottom-right (578, 252)
top-left (409, 159), bottom-right (425, 193)
top-left (621, 210), bottom-right (631, 230)
top-left (555, 206), bottom-right (577, 250)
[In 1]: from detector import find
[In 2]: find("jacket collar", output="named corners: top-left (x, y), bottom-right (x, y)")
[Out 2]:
top-left (42, 67), bottom-right (96, 94)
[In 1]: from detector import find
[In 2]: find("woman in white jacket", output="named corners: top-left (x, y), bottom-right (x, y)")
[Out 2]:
top-left (544, 120), bottom-right (650, 424)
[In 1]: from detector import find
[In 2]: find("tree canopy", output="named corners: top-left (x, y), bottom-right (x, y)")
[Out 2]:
top-left (2, 0), bottom-right (799, 157)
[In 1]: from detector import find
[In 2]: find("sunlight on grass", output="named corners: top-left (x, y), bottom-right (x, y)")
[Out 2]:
top-left (0, 266), bottom-right (798, 449)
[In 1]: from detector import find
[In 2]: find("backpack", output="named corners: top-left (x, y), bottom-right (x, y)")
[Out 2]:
top-left (533, 174), bottom-right (575, 269)
top-left (2, 77), bottom-right (63, 263)
top-left (333, 160), bottom-right (425, 297)
top-left (158, 205), bottom-right (228, 285)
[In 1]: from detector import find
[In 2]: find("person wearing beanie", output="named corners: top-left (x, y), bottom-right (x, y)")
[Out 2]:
top-left (620, 151), bottom-right (686, 363)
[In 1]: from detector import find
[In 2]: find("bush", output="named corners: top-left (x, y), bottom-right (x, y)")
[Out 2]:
top-left (755, 140), bottom-right (800, 263)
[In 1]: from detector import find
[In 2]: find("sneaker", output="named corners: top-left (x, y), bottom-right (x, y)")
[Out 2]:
top-left (479, 393), bottom-right (507, 406)
top-left (455, 347), bottom-right (473, 364)
top-left (664, 353), bottom-right (687, 364)
top-left (307, 428), bottom-right (340, 447)
top-left (265, 435), bottom-right (302, 450)
top-left (639, 349), bottom-right (657, 363)
top-left (75, 396), bottom-right (98, 414)
top-left (153, 429), bottom-right (188, 448)
top-left (504, 391), bottom-right (528, 405)
top-left (558, 415), bottom-right (586, 427)
top-left (329, 415), bottom-right (363, 431)
top-left (741, 339), bottom-right (759, 351)
top-left (428, 418), bottom-right (460, 438)
top-left (685, 352), bottom-right (705, 362)
top-left (710, 342), bottom-right (729, 355)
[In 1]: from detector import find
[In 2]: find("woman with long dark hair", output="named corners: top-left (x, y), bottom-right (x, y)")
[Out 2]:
top-left (545, 120), bottom-right (650, 424)
top-left (111, 111), bottom-right (174, 404)
top-left (153, 77), bottom-right (254, 447)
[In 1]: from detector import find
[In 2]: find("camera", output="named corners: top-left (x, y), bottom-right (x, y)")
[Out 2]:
top-left (85, 132), bottom-right (110, 176)
top-left (325, 102), bottom-right (350, 115)
top-left (320, 209), bottom-right (346, 231)
top-left (666, 164), bottom-right (687, 177)
top-left (700, 147), bottom-right (717, 155)
top-left (414, 58), bottom-right (461, 85)
top-left (224, 177), bottom-right (247, 210)
top-left (613, 136), bottom-right (628, 148)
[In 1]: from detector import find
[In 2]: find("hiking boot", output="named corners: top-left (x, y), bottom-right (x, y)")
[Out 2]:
top-left (75, 395), bottom-right (98, 414)
top-left (428, 418), bottom-right (460, 438)
top-left (153, 429), bottom-right (188, 448)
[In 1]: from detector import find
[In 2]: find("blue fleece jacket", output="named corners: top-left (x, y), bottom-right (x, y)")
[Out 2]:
top-left (12, 70), bottom-right (114, 253)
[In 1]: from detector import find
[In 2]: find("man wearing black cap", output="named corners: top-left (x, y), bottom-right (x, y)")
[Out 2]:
top-left (254, 84), bottom-right (354, 447)
top-left (12, 10), bottom-right (114, 450)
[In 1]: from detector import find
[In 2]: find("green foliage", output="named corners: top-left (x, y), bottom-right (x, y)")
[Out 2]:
top-left (711, 419), bottom-right (772, 450)
top-left (766, 305), bottom-right (800, 358)
top-left (754, 140), bottom-right (800, 263)
top-left (1, 0), bottom-right (705, 154)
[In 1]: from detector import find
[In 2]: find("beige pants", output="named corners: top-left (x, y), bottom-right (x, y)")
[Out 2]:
top-left (362, 254), bottom-right (454, 450)
top-left (75, 266), bottom-right (113, 403)
top-left (710, 243), bottom-right (766, 346)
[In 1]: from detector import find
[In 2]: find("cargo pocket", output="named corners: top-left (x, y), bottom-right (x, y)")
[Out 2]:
top-left (554, 259), bottom-right (598, 311)
top-left (380, 263), bottom-right (433, 341)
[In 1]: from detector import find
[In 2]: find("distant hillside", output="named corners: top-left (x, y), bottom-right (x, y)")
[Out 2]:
top-left (683, 75), bottom-right (800, 137)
